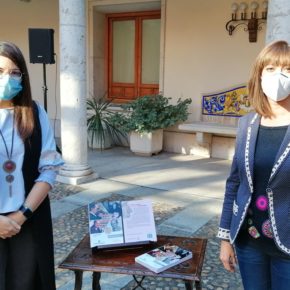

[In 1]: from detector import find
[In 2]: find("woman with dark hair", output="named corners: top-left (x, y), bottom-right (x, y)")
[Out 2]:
top-left (218, 40), bottom-right (290, 289)
top-left (0, 41), bottom-right (63, 289)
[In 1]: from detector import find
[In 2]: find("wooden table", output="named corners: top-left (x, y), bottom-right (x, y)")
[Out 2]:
top-left (59, 234), bottom-right (207, 290)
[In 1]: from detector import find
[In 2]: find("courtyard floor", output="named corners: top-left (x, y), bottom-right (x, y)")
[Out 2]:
top-left (52, 147), bottom-right (242, 290)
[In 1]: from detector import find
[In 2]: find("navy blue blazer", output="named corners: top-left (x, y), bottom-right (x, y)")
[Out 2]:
top-left (218, 112), bottom-right (290, 255)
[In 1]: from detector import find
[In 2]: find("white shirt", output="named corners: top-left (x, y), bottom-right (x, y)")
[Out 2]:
top-left (0, 103), bottom-right (63, 213)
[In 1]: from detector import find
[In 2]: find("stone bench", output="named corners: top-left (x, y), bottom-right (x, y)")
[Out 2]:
top-left (177, 122), bottom-right (237, 158)
top-left (173, 84), bottom-right (250, 159)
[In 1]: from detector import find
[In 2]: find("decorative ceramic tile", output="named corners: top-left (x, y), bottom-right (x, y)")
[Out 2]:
top-left (202, 85), bottom-right (252, 117)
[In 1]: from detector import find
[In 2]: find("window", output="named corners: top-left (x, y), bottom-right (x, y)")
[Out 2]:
top-left (107, 11), bottom-right (161, 102)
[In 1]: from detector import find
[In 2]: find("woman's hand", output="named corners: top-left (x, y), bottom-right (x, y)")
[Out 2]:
top-left (220, 240), bottom-right (237, 272)
top-left (0, 215), bottom-right (21, 239)
top-left (7, 211), bottom-right (26, 227)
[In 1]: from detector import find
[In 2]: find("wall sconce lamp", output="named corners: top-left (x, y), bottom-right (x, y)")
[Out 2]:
top-left (226, 1), bottom-right (268, 42)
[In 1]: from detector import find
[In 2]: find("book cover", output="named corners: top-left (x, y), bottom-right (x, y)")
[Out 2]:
top-left (88, 200), bottom-right (157, 248)
top-left (135, 243), bottom-right (192, 273)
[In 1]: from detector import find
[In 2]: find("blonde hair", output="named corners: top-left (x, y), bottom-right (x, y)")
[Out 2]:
top-left (248, 40), bottom-right (290, 117)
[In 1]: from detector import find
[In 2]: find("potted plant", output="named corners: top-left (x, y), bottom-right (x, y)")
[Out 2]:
top-left (109, 95), bottom-right (192, 156)
top-left (87, 97), bottom-right (128, 150)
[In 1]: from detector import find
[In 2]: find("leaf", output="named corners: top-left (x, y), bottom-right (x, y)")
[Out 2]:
top-left (87, 96), bottom-right (128, 150)
top-left (107, 95), bottom-right (192, 133)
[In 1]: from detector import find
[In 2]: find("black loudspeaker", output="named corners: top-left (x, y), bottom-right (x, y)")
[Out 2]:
top-left (28, 28), bottom-right (55, 64)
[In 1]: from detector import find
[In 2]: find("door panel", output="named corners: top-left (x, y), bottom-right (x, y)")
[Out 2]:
top-left (141, 18), bottom-right (160, 85)
top-left (107, 11), bottom-right (160, 103)
top-left (112, 20), bottom-right (135, 83)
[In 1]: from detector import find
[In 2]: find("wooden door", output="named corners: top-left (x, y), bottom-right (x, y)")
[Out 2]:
top-left (107, 11), bottom-right (161, 103)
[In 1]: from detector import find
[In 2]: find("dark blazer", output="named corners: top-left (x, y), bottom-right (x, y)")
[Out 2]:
top-left (218, 112), bottom-right (290, 255)
top-left (22, 102), bottom-right (56, 290)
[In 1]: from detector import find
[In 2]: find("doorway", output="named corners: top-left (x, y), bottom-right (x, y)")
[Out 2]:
top-left (107, 11), bottom-right (161, 102)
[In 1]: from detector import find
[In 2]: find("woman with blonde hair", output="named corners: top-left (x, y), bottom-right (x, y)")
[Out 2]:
top-left (218, 40), bottom-right (290, 289)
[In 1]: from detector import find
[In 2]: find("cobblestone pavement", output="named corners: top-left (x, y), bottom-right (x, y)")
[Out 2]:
top-left (52, 184), bottom-right (243, 290)
top-left (50, 182), bottom-right (85, 200)
top-left (121, 215), bottom-right (242, 290)
top-left (52, 190), bottom-right (185, 289)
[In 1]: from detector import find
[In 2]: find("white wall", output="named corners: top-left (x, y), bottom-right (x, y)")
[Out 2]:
top-left (0, 0), bottom-right (60, 134)
top-left (0, 0), bottom-right (268, 151)
top-left (163, 0), bottom-right (266, 122)
top-left (89, 0), bottom-right (266, 123)
top-left (92, 11), bottom-right (106, 99)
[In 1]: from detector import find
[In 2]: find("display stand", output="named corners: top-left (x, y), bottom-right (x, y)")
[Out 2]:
top-left (88, 200), bottom-right (157, 249)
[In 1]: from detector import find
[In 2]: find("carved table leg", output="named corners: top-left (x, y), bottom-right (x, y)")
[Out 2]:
top-left (132, 275), bottom-right (146, 289)
top-left (92, 272), bottom-right (101, 290)
top-left (74, 270), bottom-right (83, 290)
top-left (185, 279), bottom-right (202, 290)
top-left (184, 280), bottom-right (193, 290)
top-left (194, 280), bottom-right (202, 290)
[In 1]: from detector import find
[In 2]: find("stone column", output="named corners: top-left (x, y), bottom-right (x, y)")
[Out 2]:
top-left (266, 0), bottom-right (290, 44)
top-left (57, 0), bottom-right (97, 185)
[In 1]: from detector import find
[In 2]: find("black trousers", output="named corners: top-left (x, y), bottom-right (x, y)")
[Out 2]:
top-left (0, 221), bottom-right (41, 290)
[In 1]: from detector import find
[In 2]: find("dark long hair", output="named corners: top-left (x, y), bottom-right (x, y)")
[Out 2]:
top-left (0, 41), bottom-right (34, 140)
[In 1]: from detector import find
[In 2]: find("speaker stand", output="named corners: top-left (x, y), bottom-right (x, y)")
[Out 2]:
top-left (42, 63), bottom-right (48, 112)
top-left (42, 63), bottom-right (61, 154)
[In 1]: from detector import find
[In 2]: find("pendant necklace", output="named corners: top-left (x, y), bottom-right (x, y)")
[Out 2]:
top-left (0, 115), bottom-right (16, 197)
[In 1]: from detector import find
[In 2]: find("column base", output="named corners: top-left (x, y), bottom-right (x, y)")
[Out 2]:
top-left (56, 172), bottom-right (98, 185)
top-left (56, 164), bottom-right (98, 185)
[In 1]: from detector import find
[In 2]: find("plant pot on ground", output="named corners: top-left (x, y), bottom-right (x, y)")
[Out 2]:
top-left (108, 95), bottom-right (192, 156)
top-left (87, 97), bottom-right (128, 150)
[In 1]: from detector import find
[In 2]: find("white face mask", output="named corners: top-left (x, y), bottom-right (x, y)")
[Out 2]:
top-left (261, 73), bottom-right (290, 102)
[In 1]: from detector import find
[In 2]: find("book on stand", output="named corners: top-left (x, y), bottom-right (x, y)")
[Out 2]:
top-left (135, 243), bottom-right (192, 273)
top-left (88, 199), bottom-right (157, 249)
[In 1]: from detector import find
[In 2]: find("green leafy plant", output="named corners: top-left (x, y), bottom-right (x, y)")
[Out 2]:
top-left (87, 97), bottom-right (128, 150)
top-left (108, 95), bottom-right (192, 134)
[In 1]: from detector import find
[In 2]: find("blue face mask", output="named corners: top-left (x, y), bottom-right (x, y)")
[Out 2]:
top-left (0, 75), bottom-right (22, 101)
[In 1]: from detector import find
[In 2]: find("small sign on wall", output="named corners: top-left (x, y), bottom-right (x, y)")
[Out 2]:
top-left (202, 85), bottom-right (252, 117)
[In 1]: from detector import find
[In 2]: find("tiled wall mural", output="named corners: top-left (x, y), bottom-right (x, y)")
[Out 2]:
top-left (202, 85), bottom-right (252, 117)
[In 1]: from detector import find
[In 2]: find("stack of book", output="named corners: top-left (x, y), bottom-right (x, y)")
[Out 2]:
top-left (135, 243), bottom-right (192, 273)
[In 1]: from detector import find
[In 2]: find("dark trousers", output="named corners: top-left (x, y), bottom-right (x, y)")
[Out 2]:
top-left (0, 221), bottom-right (40, 290)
